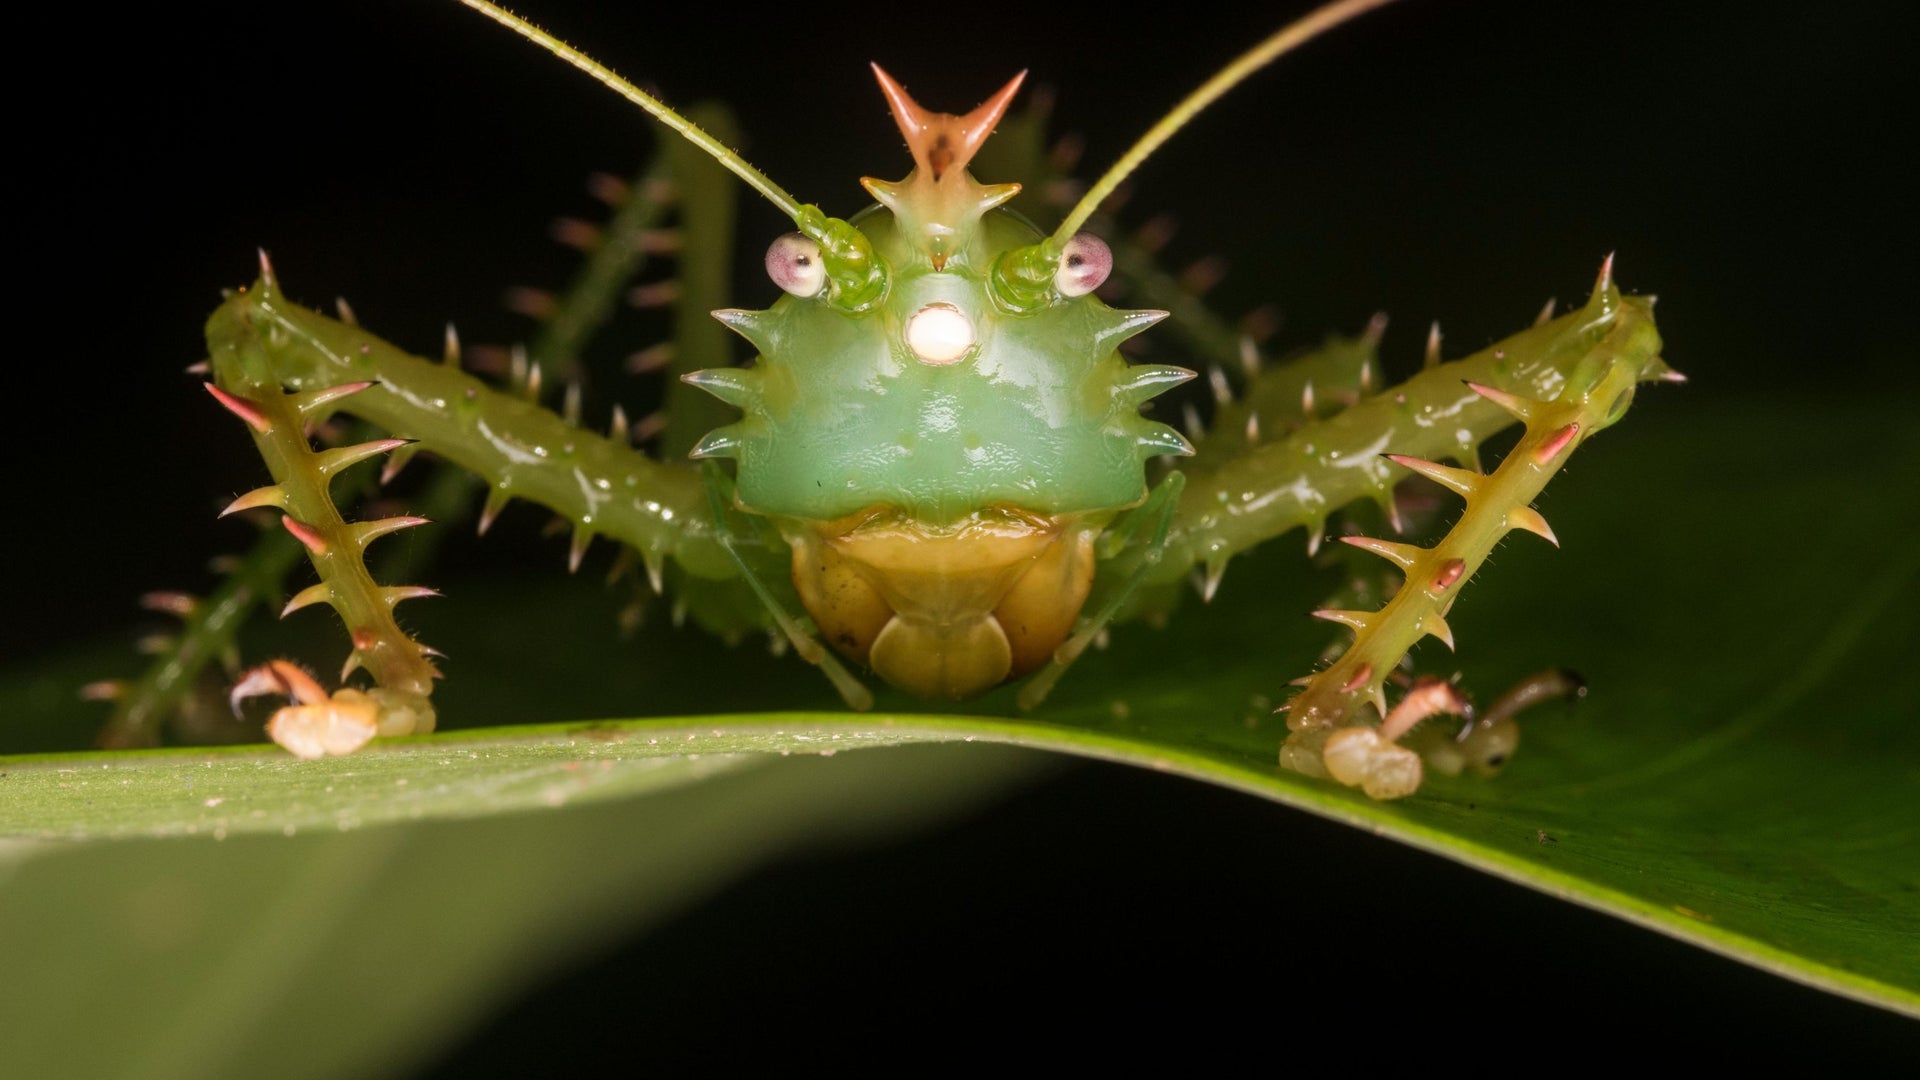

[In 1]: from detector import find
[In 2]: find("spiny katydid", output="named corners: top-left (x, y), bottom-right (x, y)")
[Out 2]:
top-left (100, 0), bottom-right (1678, 799)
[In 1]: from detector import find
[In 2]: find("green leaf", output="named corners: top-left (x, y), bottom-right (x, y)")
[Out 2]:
top-left (3, 399), bottom-right (1915, 1075)
top-left (0, 744), bottom-right (1052, 1080)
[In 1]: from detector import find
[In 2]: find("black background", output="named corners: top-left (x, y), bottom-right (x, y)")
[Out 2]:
top-left (13, 0), bottom-right (1916, 1070)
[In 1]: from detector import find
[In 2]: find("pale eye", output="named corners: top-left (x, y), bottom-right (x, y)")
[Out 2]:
top-left (766, 233), bottom-right (827, 297)
top-left (1053, 234), bottom-right (1112, 297)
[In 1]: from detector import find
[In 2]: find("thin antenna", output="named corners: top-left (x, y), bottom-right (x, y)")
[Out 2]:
top-left (457, 0), bottom-right (806, 222)
top-left (1054, 0), bottom-right (1400, 244)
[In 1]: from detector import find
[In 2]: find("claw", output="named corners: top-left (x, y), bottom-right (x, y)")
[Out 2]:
top-left (229, 660), bottom-right (432, 760)
top-left (229, 659), bottom-right (326, 715)
top-left (1378, 675), bottom-right (1472, 743)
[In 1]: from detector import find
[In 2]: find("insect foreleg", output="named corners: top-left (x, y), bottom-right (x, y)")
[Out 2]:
top-left (1153, 263), bottom-right (1672, 798)
top-left (1284, 296), bottom-right (1661, 798)
top-left (97, 127), bottom-right (733, 749)
top-left (207, 281), bottom-right (442, 751)
top-left (200, 268), bottom-right (750, 753)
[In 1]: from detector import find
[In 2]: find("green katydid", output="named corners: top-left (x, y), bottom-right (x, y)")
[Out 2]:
top-left (120, 0), bottom-right (1677, 799)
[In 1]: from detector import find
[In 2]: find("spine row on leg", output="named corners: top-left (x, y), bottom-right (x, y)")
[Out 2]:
top-left (1277, 262), bottom-right (1674, 798)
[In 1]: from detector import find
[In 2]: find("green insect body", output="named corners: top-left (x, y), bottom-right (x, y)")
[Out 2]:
top-left (694, 200), bottom-right (1180, 525)
top-left (687, 70), bottom-right (1191, 702)
top-left (132, 0), bottom-right (1678, 798)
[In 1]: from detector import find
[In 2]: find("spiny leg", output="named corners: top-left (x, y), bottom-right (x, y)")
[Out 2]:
top-left (196, 261), bottom-right (757, 754)
top-left (1282, 270), bottom-right (1664, 797)
top-left (206, 267), bottom-right (443, 747)
top-left (96, 135), bottom-right (721, 748)
top-left (1155, 259), bottom-right (1678, 796)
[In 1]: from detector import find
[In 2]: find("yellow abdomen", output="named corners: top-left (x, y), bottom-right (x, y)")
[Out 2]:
top-left (783, 506), bottom-right (1106, 699)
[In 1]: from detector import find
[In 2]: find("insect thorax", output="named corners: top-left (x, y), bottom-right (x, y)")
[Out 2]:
top-left (703, 206), bottom-right (1178, 524)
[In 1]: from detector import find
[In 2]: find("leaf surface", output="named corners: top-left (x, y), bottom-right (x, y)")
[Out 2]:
top-left (3, 400), bottom-right (1915, 1077)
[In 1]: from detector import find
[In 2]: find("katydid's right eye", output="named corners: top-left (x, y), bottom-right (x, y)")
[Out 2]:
top-left (767, 233), bottom-right (827, 297)
top-left (1053, 234), bottom-right (1112, 297)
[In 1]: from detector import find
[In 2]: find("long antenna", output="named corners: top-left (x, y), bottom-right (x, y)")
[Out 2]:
top-left (457, 0), bottom-right (806, 222)
top-left (1053, 0), bottom-right (1401, 244)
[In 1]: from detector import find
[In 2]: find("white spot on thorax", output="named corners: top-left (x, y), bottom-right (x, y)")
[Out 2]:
top-left (906, 303), bottom-right (974, 365)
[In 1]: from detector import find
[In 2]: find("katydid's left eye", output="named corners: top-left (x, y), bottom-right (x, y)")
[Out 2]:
top-left (1054, 234), bottom-right (1112, 297)
top-left (767, 233), bottom-right (827, 297)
